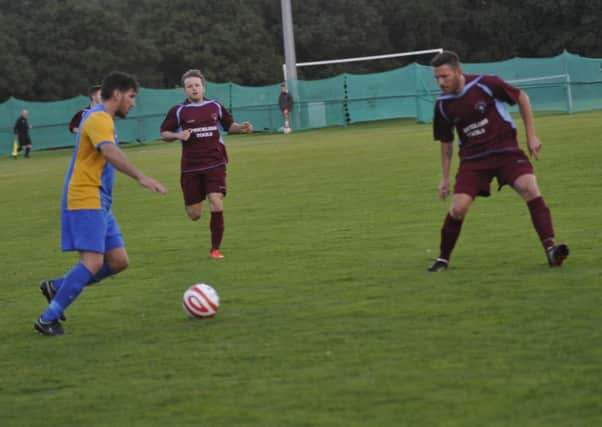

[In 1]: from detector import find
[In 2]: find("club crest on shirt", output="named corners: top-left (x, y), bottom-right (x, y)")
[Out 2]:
top-left (475, 102), bottom-right (487, 115)
top-left (211, 113), bottom-right (218, 121)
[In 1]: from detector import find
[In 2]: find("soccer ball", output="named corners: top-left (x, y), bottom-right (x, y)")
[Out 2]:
top-left (182, 283), bottom-right (220, 319)
top-left (283, 127), bottom-right (292, 134)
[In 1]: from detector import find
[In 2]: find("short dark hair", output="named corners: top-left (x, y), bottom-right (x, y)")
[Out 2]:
top-left (430, 50), bottom-right (461, 68)
top-left (181, 69), bottom-right (205, 86)
top-left (101, 72), bottom-right (139, 101)
top-left (87, 84), bottom-right (102, 97)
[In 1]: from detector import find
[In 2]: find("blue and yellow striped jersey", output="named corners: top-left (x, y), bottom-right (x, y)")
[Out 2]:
top-left (62, 105), bottom-right (117, 211)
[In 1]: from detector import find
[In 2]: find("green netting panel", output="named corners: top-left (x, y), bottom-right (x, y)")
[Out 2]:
top-left (292, 75), bottom-right (347, 130)
top-left (205, 82), bottom-right (232, 108)
top-left (564, 53), bottom-right (602, 112)
top-left (230, 83), bottom-right (281, 131)
top-left (130, 87), bottom-right (183, 142)
top-left (572, 83), bottom-right (602, 112)
top-left (2, 52), bottom-right (602, 154)
top-left (0, 99), bottom-right (18, 153)
top-left (346, 65), bottom-right (419, 123)
top-left (415, 64), bottom-right (441, 123)
top-left (1, 96), bottom-right (88, 154)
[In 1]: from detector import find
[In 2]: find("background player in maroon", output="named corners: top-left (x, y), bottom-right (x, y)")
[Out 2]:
top-left (427, 51), bottom-right (569, 272)
top-left (69, 85), bottom-right (102, 134)
top-left (160, 69), bottom-right (252, 259)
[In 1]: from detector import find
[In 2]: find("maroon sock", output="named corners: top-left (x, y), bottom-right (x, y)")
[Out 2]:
top-left (527, 197), bottom-right (555, 249)
top-left (440, 213), bottom-right (463, 261)
top-left (210, 211), bottom-right (224, 250)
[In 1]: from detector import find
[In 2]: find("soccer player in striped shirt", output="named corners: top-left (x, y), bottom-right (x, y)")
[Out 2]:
top-left (427, 51), bottom-right (569, 272)
top-left (35, 72), bottom-right (167, 336)
top-left (160, 69), bottom-right (253, 260)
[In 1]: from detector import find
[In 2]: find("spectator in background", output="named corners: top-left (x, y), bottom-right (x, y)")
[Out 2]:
top-left (12, 110), bottom-right (32, 159)
top-left (69, 84), bottom-right (102, 133)
top-left (278, 83), bottom-right (294, 134)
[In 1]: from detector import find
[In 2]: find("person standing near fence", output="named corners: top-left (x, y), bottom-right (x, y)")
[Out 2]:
top-left (69, 84), bottom-right (102, 134)
top-left (12, 110), bottom-right (32, 159)
top-left (160, 69), bottom-right (253, 260)
top-left (427, 50), bottom-right (569, 272)
top-left (278, 83), bottom-right (294, 134)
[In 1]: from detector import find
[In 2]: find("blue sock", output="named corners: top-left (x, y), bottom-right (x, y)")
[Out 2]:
top-left (88, 262), bottom-right (114, 285)
top-left (41, 263), bottom-right (94, 322)
top-left (52, 277), bottom-right (64, 291)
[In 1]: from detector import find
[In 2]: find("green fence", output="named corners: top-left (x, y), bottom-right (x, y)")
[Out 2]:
top-left (2, 51), bottom-right (601, 154)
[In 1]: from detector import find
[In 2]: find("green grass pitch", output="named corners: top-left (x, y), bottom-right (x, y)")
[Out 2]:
top-left (1, 112), bottom-right (601, 426)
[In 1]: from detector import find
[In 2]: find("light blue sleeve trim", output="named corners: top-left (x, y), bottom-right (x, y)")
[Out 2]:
top-left (494, 100), bottom-right (516, 129)
top-left (96, 140), bottom-right (113, 151)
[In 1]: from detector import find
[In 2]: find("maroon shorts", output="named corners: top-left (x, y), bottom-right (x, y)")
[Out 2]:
top-left (180, 166), bottom-right (227, 206)
top-left (454, 150), bottom-right (534, 198)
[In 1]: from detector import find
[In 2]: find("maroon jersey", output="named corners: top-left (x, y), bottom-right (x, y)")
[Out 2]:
top-left (160, 99), bottom-right (234, 173)
top-left (433, 74), bottom-right (522, 160)
top-left (69, 104), bottom-right (91, 133)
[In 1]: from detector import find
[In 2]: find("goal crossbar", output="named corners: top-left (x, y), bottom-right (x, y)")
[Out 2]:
top-left (295, 48), bottom-right (444, 68)
top-left (282, 48), bottom-right (443, 83)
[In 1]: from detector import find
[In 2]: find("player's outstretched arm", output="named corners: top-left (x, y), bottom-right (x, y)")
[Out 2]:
top-left (228, 122), bottom-right (253, 134)
top-left (100, 143), bottom-right (167, 194)
top-left (517, 91), bottom-right (541, 159)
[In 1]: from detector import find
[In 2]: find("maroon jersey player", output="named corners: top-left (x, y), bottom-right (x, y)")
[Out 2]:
top-left (427, 51), bottom-right (568, 272)
top-left (160, 69), bottom-right (252, 259)
top-left (69, 85), bottom-right (102, 134)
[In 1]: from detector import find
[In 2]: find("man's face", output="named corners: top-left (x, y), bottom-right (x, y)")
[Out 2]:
top-left (184, 77), bottom-right (205, 102)
top-left (434, 64), bottom-right (463, 94)
top-left (91, 90), bottom-right (102, 106)
top-left (281, 85), bottom-right (287, 93)
top-left (115, 88), bottom-right (137, 119)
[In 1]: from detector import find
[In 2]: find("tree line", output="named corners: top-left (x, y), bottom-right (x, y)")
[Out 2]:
top-left (1, 0), bottom-right (600, 102)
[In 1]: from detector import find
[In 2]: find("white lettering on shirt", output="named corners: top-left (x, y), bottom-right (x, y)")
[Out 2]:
top-left (189, 126), bottom-right (218, 139)
top-left (462, 118), bottom-right (489, 138)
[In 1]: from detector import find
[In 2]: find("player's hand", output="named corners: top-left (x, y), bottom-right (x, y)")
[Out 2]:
top-left (527, 136), bottom-right (542, 160)
top-left (179, 129), bottom-right (192, 141)
top-left (139, 175), bottom-right (167, 194)
top-left (240, 122), bottom-right (253, 134)
top-left (438, 178), bottom-right (450, 200)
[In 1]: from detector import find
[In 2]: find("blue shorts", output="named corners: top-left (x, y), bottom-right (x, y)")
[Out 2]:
top-left (61, 209), bottom-right (124, 253)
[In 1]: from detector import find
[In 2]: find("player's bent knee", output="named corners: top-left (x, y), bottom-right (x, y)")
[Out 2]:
top-left (450, 204), bottom-right (471, 220)
top-left (185, 206), bottom-right (202, 221)
top-left (85, 258), bottom-right (105, 275)
top-left (111, 257), bottom-right (129, 273)
top-left (449, 208), bottom-right (466, 220)
top-left (513, 174), bottom-right (541, 201)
